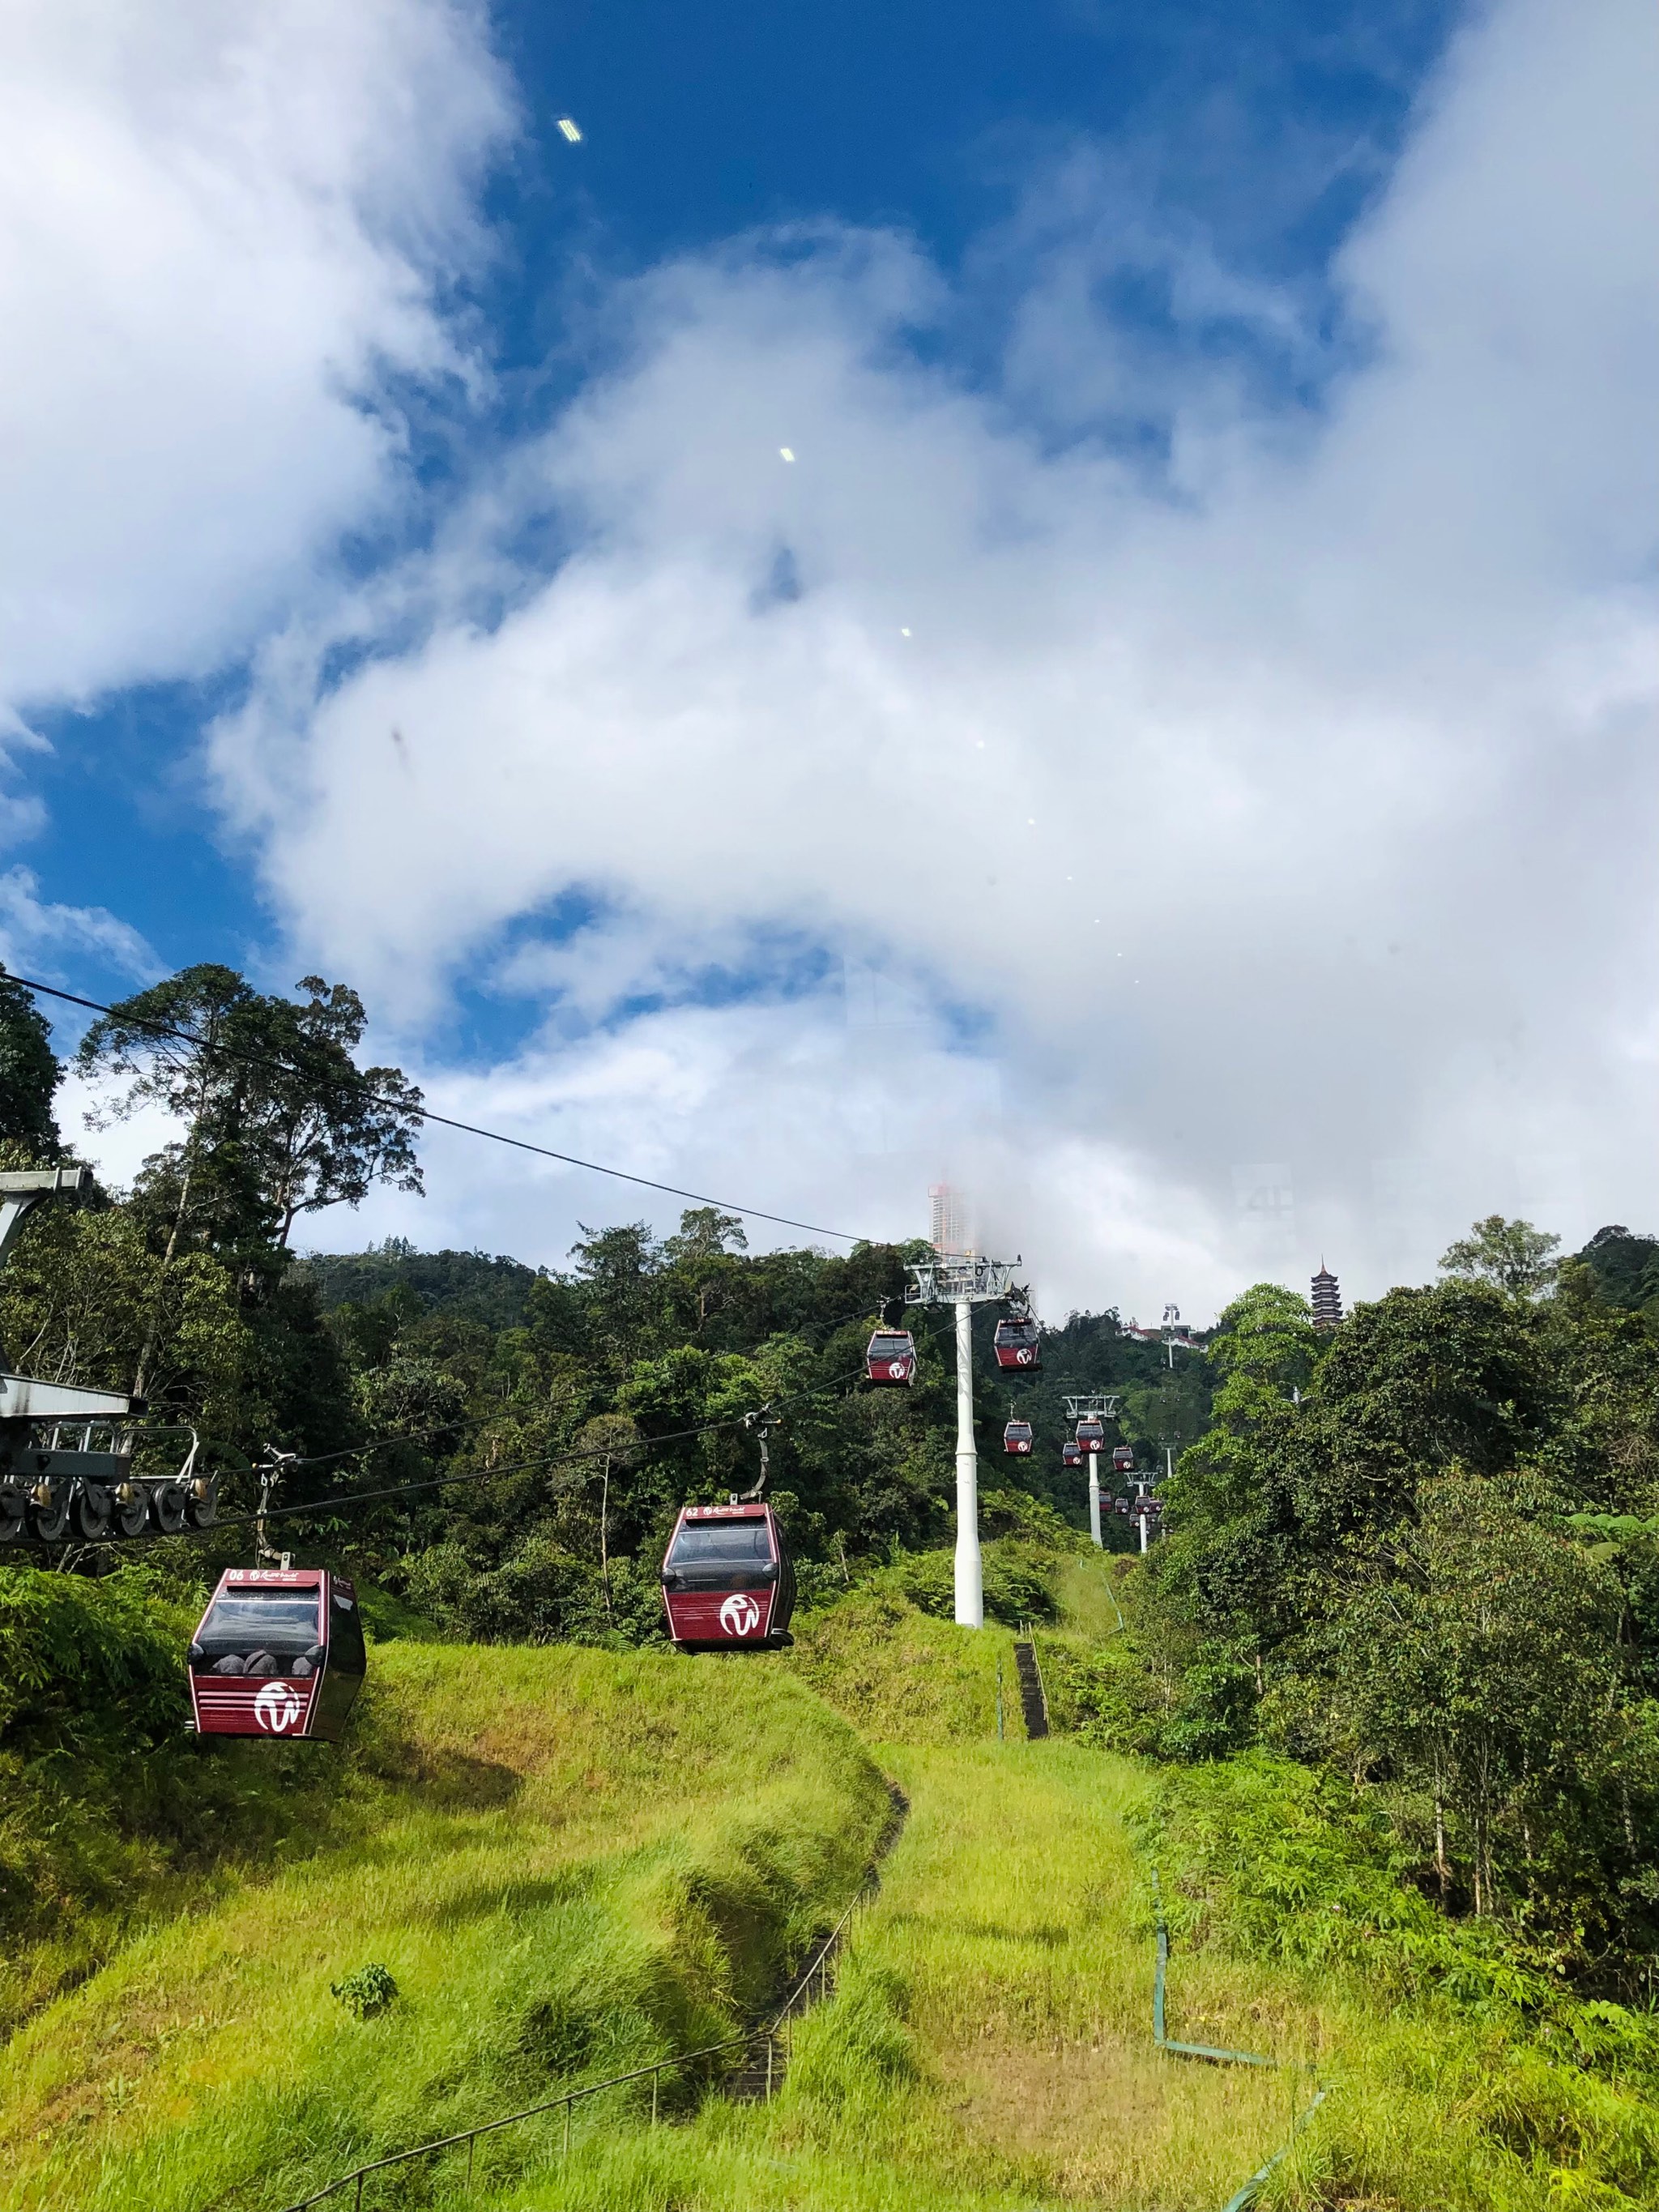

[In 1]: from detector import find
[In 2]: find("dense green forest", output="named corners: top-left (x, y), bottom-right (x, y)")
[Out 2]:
top-left (0, 964), bottom-right (1189, 1633)
top-left (1076, 1216), bottom-right (1659, 1998)
top-left (9, 962), bottom-right (1659, 2016)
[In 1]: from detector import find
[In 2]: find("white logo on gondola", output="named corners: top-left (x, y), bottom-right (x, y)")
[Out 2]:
top-left (888, 1362), bottom-right (906, 1378)
top-left (254, 1680), bottom-right (303, 1733)
top-left (719, 1592), bottom-right (762, 1637)
top-left (1016, 1347), bottom-right (1033, 1364)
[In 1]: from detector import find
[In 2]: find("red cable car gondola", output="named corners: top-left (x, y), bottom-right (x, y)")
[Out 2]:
top-left (660, 1502), bottom-right (796, 1651)
top-left (1111, 1443), bottom-right (1136, 1474)
top-left (992, 1315), bottom-right (1042, 1372)
top-left (1061, 1439), bottom-right (1083, 1470)
top-left (1003, 1419), bottom-right (1034, 1455)
top-left (186, 1568), bottom-right (365, 1741)
top-left (865, 1328), bottom-right (917, 1386)
top-left (1076, 1418), bottom-right (1106, 1454)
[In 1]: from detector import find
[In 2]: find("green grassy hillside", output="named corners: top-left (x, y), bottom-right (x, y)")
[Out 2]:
top-left (10, 1565), bottom-right (1659, 2211)
top-left (783, 1587), bottom-right (1021, 1744)
top-left (431, 1725), bottom-right (1659, 2212)
top-left (0, 1643), bottom-right (890, 2212)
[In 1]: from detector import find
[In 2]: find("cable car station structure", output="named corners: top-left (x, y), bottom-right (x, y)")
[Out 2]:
top-left (0, 1169), bottom-right (220, 1547)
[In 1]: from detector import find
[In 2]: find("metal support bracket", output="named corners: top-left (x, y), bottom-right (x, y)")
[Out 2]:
top-left (0, 1166), bottom-right (87, 1275)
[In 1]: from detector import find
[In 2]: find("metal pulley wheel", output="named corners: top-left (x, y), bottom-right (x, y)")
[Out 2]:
top-left (149, 1480), bottom-right (190, 1535)
top-left (71, 1482), bottom-right (113, 1541)
top-left (186, 1474), bottom-right (218, 1529)
top-left (0, 1478), bottom-right (28, 1542)
top-left (29, 1478), bottom-right (72, 1541)
top-left (112, 1481), bottom-right (149, 1538)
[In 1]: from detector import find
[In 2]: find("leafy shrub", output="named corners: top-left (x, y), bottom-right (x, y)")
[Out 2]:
top-left (867, 1539), bottom-right (1062, 1625)
top-left (1145, 1750), bottom-right (1659, 2044)
top-left (331, 1962), bottom-right (398, 2018)
top-left (1044, 1623), bottom-right (1254, 1761)
top-left (0, 1565), bottom-right (190, 1752)
top-left (975, 1486), bottom-right (1083, 1547)
top-left (402, 1535), bottom-right (665, 1646)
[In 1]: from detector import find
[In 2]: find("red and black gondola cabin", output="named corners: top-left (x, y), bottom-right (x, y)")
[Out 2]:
top-left (1075, 1418), bottom-right (1106, 1454)
top-left (187, 1568), bottom-right (365, 1741)
top-left (660, 1501), bottom-right (796, 1652)
top-left (1003, 1419), bottom-right (1034, 1455)
top-left (865, 1328), bottom-right (917, 1387)
top-left (992, 1317), bottom-right (1042, 1372)
top-left (1111, 1443), bottom-right (1136, 1474)
top-left (1061, 1439), bottom-right (1083, 1470)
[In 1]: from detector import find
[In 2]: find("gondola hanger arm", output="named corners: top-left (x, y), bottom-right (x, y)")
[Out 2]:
top-left (737, 1403), bottom-right (778, 1501)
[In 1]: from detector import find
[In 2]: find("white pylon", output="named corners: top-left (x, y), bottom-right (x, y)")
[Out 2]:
top-left (953, 1298), bottom-right (982, 1628)
top-left (906, 1251), bottom-right (1023, 1629)
top-left (1064, 1394), bottom-right (1120, 1551)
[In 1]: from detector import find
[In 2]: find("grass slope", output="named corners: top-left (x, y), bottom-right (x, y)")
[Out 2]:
top-left (783, 1589), bottom-right (1022, 1744)
top-left (444, 1732), bottom-right (1659, 2212)
top-left (446, 1740), bottom-right (1302, 2212)
top-left (448, 1586), bottom-right (1659, 2212)
top-left (0, 1643), bottom-right (890, 2212)
top-left (11, 1568), bottom-right (1657, 2211)
top-left (0, 1569), bottom-right (360, 2039)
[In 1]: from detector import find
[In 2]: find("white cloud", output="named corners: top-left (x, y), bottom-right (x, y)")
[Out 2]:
top-left (206, 0), bottom-right (1657, 1315)
top-left (0, 864), bottom-right (154, 984)
top-left (284, 990), bottom-right (1249, 1324)
top-left (0, 0), bottom-right (511, 712)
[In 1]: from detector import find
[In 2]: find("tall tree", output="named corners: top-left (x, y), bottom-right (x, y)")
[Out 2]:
top-left (1439, 1215), bottom-right (1561, 1299)
top-left (663, 1207), bottom-right (748, 1262)
top-left (663, 1206), bottom-right (748, 1332)
top-left (569, 1223), bottom-right (664, 1370)
top-left (75, 964), bottom-right (423, 1394)
top-left (1320, 1473), bottom-right (1632, 1919)
top-left (0, 970), bottom-right (62, 1155)
top-left (245, 978), bottom-right (425, 1248)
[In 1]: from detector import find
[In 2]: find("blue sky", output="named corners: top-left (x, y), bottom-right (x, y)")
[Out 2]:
top-left (1, 0), bottom-right (1653, 1312)
top-left (485, 0), bottom-right (1453, 285)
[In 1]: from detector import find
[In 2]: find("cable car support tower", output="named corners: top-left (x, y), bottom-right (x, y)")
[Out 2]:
top-left (906, 1253), bottom-right (1022, 1628)
top-left (1063, 1394), bottom-right (1120, 1547)
top-left (1128, 1474), bottom-right (1160, 1554)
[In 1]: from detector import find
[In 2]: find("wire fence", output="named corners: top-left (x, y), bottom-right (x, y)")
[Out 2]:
top-left (278, 1873), bottom-right (872, 2211)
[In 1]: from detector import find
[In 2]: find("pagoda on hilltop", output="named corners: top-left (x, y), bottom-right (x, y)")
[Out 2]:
top-left (1311, 1262), bottom-right (1344, 1329)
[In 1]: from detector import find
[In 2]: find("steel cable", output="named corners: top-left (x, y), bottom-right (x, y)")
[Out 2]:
top-left (3, 967), bottom-right (875, 1243)
top-left (61, 1303), bottom-right (965, 1551)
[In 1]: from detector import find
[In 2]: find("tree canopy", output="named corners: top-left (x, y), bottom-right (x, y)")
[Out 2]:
top-left (1439, 1213), bottom-right (1561, 1297)
top-left (1134, 1220), bottom-right (1659, 1979)
top-left (0, 970), bottom-right (62, 1156)
top-left (75, 967), bottom-right (424, 1258)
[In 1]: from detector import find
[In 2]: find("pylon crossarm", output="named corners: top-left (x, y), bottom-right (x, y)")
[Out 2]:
top-left (904, 1255), bottom-right (1021, 1306)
